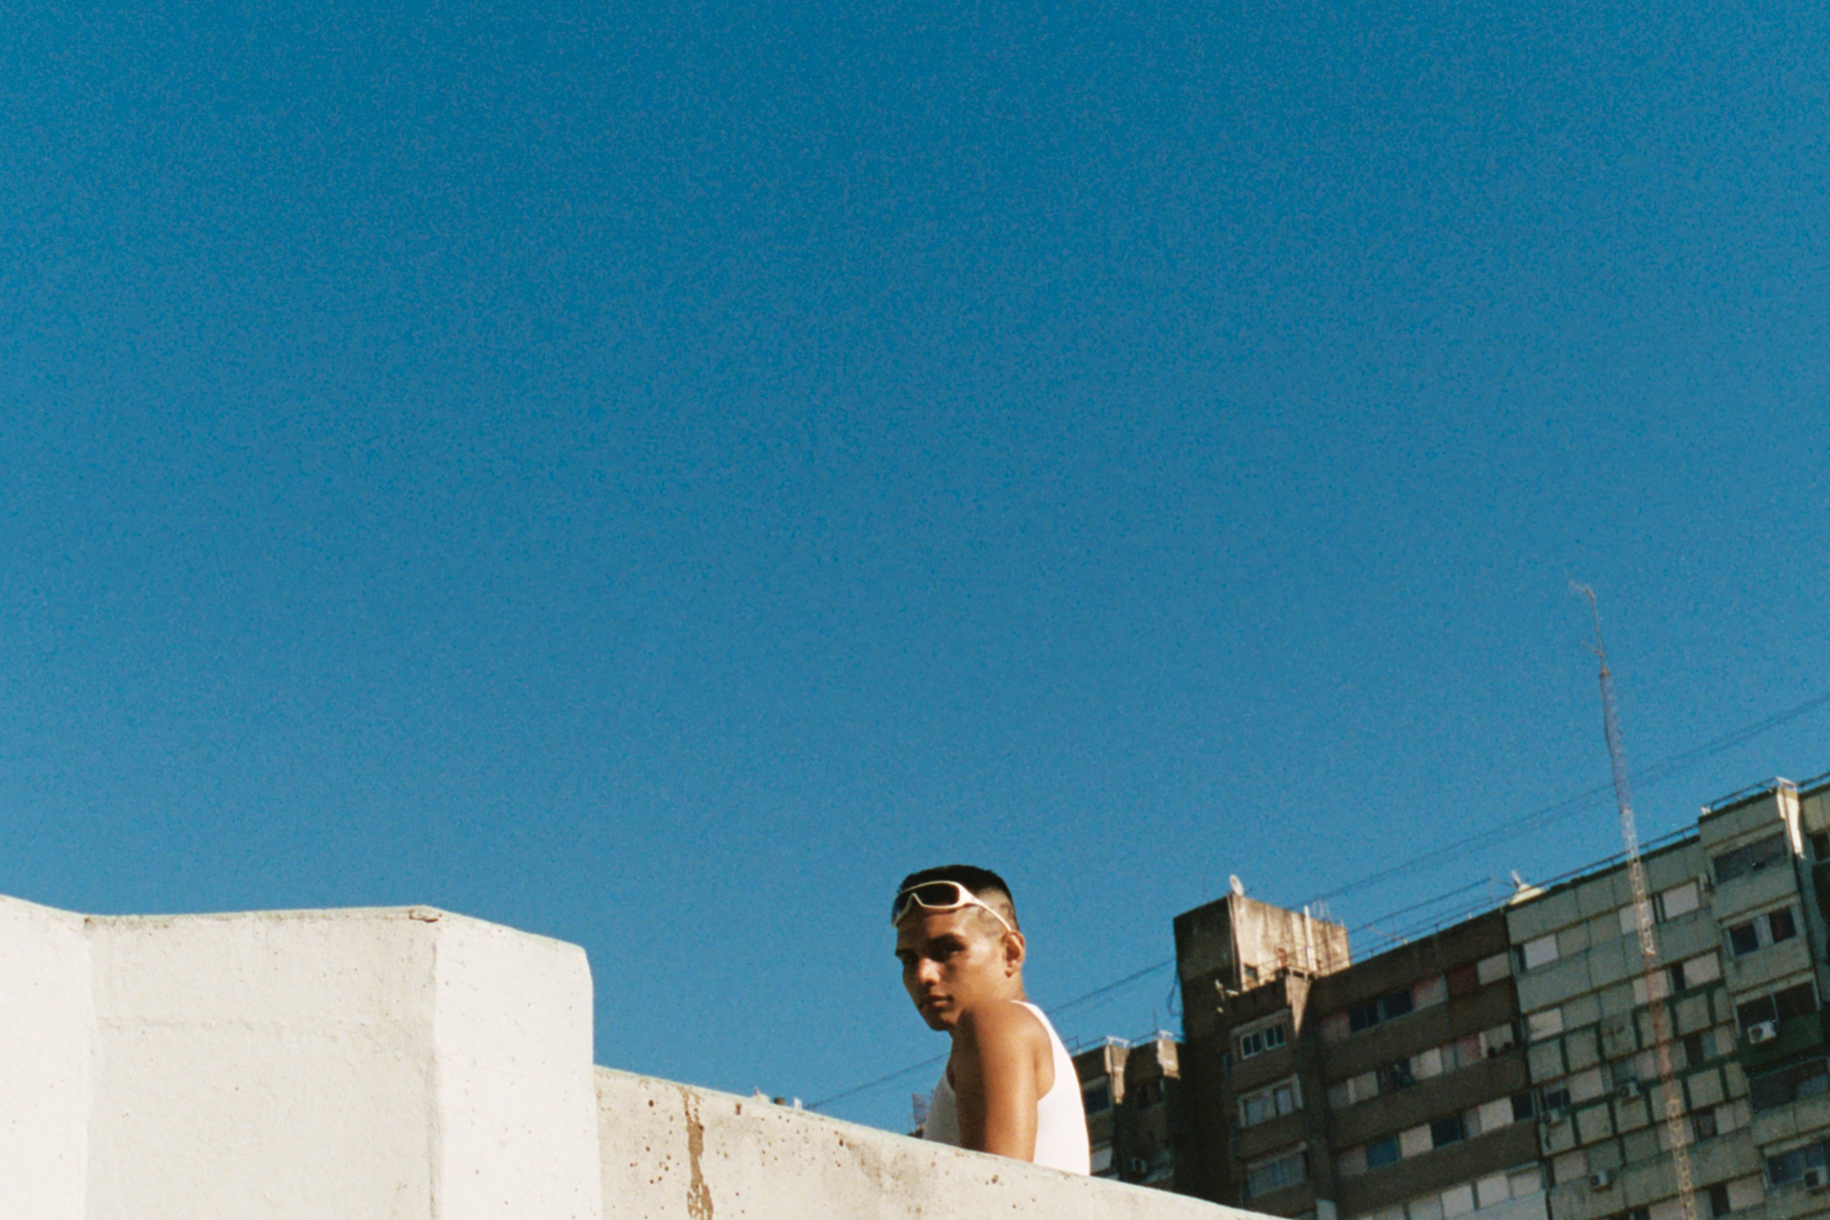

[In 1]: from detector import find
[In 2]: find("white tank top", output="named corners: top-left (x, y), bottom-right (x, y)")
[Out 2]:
top-left (922, 1002), bottom-right (1091, 1175)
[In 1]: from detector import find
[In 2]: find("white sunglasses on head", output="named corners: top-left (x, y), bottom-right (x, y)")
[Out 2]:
top-left (890, 880), bottom-right (1015, 934)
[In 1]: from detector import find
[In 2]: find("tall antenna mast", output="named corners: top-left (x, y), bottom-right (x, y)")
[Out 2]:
top-left (1572, 583), bottom-right (1697, 1220)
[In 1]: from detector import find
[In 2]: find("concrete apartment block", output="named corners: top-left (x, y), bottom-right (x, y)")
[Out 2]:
top-left (1, 890), bottom-right (1259, 1220)
top-left (1171, 770), bottom-right (1830, 1220)
top-left (1503, 775), bottom-right (1830, 1220)
top-left (1174, 893), bottom-right (1541, 1220)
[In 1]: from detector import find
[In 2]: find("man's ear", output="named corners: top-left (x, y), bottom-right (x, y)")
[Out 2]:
top-left (1002, 930), bottom-right (1027, 974)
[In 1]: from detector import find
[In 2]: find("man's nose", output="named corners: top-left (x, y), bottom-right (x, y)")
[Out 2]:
top-left (913, 957), bottom-right (942, 985)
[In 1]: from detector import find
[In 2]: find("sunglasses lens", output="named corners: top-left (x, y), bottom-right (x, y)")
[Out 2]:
top-left (892, 882), bottom-right (969, 923)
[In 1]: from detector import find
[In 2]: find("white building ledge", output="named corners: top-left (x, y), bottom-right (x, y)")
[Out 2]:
top-left (1, 892), bottom-right (1261, 1220)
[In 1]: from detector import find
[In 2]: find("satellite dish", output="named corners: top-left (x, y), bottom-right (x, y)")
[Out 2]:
top-left (1229, 875), bottom-right (1245, 897)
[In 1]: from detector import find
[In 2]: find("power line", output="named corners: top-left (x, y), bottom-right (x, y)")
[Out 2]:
top-left (808, 685), bottom-right (1830, 1116)
top-left (1298, 683), bottom-right (1830, 908)
top-left (805, 959), bottom-right (1176, 1112)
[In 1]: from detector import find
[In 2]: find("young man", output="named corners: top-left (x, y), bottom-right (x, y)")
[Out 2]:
top-left (892, 865), bottom-right (1090, 1174)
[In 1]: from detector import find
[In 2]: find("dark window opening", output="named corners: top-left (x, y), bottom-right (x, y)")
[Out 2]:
top-left (1430, 1114), bottom-right (1465, 1148)
top-left (1366, 1137), bottom-right (1399, 1169)
top-left (1713, 833), bottom-right (1789, 885)
top-left (1749, 1059), bottom-right (1830, 1112)
top-left (1777, 983), bottom-right (1818, 1021)
top-left (1770, 908), bottom-right (1797, 943)
top-left (1728, 923), bottom-right (1760, 956)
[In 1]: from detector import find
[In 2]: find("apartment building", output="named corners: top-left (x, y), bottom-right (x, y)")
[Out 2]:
top-left (1503, 774), bottom-right (1830, 1220)
top-left (1074, 1033), bottom-right (1192, 1189)
top-left (1174, 891), bottom-right (1539, 1220)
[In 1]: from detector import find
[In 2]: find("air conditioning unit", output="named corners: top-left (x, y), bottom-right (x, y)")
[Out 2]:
top-left (1805, 1166), bottom-right (1829, 1192)
top-left (1589, 1170), bottom-right (1616, 1190)
top-left (1748, 1021), bottom-right (1779, 1045)
top-left (1616, 1079), bottom-right (1641, 1098)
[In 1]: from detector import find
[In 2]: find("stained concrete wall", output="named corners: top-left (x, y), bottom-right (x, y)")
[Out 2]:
top-left (1, 891), bottom-right (1256, 1220)
top-left (0, 893), bottom-right (602, 1220)
top-left (597, 1067), bottom-right (1257, 1220)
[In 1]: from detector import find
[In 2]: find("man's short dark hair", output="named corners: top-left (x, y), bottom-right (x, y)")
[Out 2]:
top-left (896, 864), bottom-right (1019, 930)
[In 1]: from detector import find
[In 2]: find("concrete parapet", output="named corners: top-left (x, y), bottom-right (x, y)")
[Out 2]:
top-left (0, 894), bottom-right (601, 1220)
top-left (596, 1067), bottom-right (1252, 1220)
top-left (2, 891), bottom-right (1261, 1220)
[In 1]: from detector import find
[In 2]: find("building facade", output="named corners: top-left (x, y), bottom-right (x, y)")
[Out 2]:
top-left (1505, 775), bottom-right (1830, 1220)
top-left (1176, 895), bottom-right (1537, 1220)
top-left (1170, 771), bottom-right (1830, 1220)
top-left (1076, 1033), bottom-right (1193, 1189)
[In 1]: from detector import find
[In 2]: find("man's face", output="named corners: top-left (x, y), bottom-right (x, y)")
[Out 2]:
top-left (894, 907), bottom-right (1020, 1031)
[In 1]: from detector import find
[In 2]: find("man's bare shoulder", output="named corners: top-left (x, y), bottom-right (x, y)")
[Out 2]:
top-left (954, 999), bottom-right (1049, 1048)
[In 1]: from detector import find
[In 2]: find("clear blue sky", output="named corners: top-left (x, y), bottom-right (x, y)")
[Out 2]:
top-left (3, 0), bottom-right (1826, 1131)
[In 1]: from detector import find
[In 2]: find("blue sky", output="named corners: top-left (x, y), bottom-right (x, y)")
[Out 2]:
top-left (3, 0), bottom-right (1826, 1130)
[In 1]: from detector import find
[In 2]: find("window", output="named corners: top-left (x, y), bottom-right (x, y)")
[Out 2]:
top-left (1812, 831), bottom-right (1830, 861)
top-left (1526, 1008), bottom-right (1564, 1041)
top-left (1238, 1020), bottom-right (1288, 1060)
top-left (1511, 1092), bottom-right (1535, 1122)
top-left (1765, 1139), bottom-right (1829, 1188)
top-left (1729, 908), bottom-right (1799, 956)
top-left (1380, 1060), bottom-right (1416, 1093)
top-left (1659, 881), bottom-right (1701, 920)
top-left (1684, 1030), bottom-right (1723, 1068)
top-left (1246, 1150), bottom-right (1305, 1198)
top-left (1706, 1183), bottom-right (1731, 1218)
top-left (1366, 1136), bottom-right (1399, 1169)
top-left (1737, 983), bottom-right (1818, 1034)
top-left (1749, 1058), bottom-right (1830, 1112)
top-left (1430, 1115), bottom-right (1466, 1148)
top-left (1132, 1080), bottom-right (1161, 1107)
top-left (1777, 983), bottom-right (1818, 1020)
top-left (1713, 833), bottom-right (1789, 884)
top-left (1541, 1085), bottom-right (1571, 1114)
top-left (1240, 1078), bottom-right (1300, 1126)
top-left (1348, 987), bottom-right (1418, 1033)
top-left (1329, 1069), bottom-right (1378, 1109)
top-left (1519, 934), bottom-right (1560, 971)
top-left (1082, 1082), bottom-right (1112, 1114)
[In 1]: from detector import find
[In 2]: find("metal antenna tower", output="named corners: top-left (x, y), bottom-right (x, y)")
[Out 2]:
top-left (1572, 583), bottom-right (1697, 1220)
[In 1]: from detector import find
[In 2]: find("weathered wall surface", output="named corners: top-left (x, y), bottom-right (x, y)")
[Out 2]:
top-left (597, 1067), bottom-right (1253, 1220)
top-left (0, 895), bottom-right (602, 1220)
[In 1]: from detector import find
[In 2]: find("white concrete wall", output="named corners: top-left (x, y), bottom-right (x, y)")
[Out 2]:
top-left (596, 1067), bottom-right (1252, 1220)
top-left (1, 892), bottom-right (1256, 1220)
top-left (0, 896), bottom-right (602, 1220)
top-left (0, 895), bottom-right (91, 1220)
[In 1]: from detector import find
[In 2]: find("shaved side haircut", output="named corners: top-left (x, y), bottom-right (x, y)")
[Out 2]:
top-left (897, 864), bottom-right (1020, 931)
